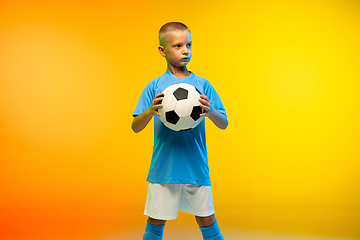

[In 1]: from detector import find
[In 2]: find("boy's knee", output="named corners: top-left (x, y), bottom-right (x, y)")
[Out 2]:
top-left (195, 214), bottom-right (215, 227)
top-left (199, 219), bottom-right (224, 240)
top-left (148, 217), bottom-right (167, 225)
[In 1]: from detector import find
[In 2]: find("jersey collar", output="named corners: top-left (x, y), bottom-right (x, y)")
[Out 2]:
top-left (165, 69), bottom-right (194, 81)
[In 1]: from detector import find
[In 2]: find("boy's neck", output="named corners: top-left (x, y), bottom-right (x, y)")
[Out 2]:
top-left (167, 64), bottom-right (191, 79)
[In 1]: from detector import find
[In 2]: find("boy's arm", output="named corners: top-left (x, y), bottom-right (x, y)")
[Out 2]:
top-left (132, 93), bottom-right (164, 133)
top-left (199, 94), bottom-right (228, 130)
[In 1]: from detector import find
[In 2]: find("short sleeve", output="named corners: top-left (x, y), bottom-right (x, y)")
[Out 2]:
top-left (133, 81), bottom-right (155, 117)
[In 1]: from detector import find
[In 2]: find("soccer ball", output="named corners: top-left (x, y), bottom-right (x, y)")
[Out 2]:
top-left (158, 83), bottom-right (204, 131)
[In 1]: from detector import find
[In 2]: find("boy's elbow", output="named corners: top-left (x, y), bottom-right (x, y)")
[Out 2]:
top-left (221, 116), bottom-right (229, 130)
top-left (215, 119), bottom-right (228, 130)
top-left (131, 120), bottom-right (140, 133)
top-left (132, 126), bottom-right (138, 133)
top-left (132, 123), bottom-right (141, 133)
top-left (133, 128), bottom-right (143, 133)
top-left (221, 120), bottom-right (228, 130)
top-left (220, 114), bottom-right (228, 130)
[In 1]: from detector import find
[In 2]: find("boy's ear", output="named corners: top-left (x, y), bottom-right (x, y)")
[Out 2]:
top-left (158, 46), bottom-right (166, 57)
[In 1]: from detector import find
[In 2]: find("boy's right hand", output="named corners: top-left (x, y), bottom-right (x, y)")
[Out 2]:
top-left (149, 93), bottom-right (164, 117)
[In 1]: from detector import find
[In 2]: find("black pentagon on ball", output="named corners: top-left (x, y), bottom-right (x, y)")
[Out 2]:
top-left (173, 87), bottom-right (188, 101)
top-left (165, 110), bottom-right (180, 124)
top-left (190, 106), bottom-right (203, 121)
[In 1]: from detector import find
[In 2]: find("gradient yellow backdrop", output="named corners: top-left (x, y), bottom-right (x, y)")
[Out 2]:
top-left (1, 0), bottom-right (359, 239)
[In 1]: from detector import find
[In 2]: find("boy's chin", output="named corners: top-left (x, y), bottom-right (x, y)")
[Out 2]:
top-left (170, 63), bottom-right (189, 68)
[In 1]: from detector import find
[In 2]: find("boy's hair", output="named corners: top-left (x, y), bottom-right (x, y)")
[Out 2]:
top-left (159, 22), bottom-right (190, 47)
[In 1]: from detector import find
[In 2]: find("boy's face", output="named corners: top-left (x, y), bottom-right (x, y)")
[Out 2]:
top-left (159, 30), bottom-right (192, 68)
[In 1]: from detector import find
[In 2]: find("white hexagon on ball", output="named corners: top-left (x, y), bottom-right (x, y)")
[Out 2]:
top-left (174, 100), bottom-right (193, 117)
top-left (158, 83), bottom-right (204, 131)
top-left (187, 90), bottom-right (201, 106)
top-left (162, 94), bottom-right (177, 112)
top-left (177, 116), bottom-right (196, 130)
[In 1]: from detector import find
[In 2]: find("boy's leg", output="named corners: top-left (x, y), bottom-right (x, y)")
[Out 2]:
top-left (148, 217), bottom-right (167, 225)
top-left (195, 214), bottom-right (215, 227)
top-left (143, 183), bottom-right (182, 240)
top-left (143, 217), bottom-right (166, 240)
top-left (196, 215), bottom-right (224, 240)
top-left (179, 184), bottom-right (223, 240)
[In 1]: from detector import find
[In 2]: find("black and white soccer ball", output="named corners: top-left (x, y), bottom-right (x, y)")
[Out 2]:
top-left (158, 83), bottom-right (204, 131)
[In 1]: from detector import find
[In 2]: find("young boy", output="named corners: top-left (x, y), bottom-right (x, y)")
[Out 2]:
top-left (132, 22), bottom-right (228, 240)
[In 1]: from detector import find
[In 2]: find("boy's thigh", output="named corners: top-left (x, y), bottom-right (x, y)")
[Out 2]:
top-left (144, 183), bottom-right (183, 220)
top-left (180, 184), bottom-right (215, 217)
top-left (144, 183), bottom-right (215, 220)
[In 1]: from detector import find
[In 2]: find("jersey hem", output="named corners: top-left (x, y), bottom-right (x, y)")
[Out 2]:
top-left (147, 178), bottom-right (211, 186)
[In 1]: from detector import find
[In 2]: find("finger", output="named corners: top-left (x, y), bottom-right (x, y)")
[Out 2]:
top-left (199, 95), bottom-right (206, 101)
top-left (200, 94), bottom-right (209, 101)
top-left (199, 104), bottom-right (209, 113)
top-left (155, 97), bottom-right (164, 104)
top-left (199, 97), bottom-right (210, 105)
top-left (154, 93), bottom-right (164, 103)
top-left (153, 97), bottom-right (164, 106)
top-left (155, 103), bottom-right (163, 109)
top-left (152, 107), bottom-right (162, 116)
top-left (198, 99), bottom-right (208, 106)
top-left (200, 101), bottom-right (210, 109)
top-left (152, 109), bottom-right (161, 116)
top-left (155, 92), bottom-right (164, 98)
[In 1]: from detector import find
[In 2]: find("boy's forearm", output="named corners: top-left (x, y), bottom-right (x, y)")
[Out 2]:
top-left (132, 108), bottom-right (153, 133)
top-left (208, 109), bottom-right (228, 130)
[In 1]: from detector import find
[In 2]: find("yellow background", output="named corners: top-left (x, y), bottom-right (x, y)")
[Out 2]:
top-left (0, 0), bottom-right (359, 239)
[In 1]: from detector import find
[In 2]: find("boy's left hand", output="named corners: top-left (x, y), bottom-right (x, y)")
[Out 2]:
top-left (199, 94), bottom-right (213, 117)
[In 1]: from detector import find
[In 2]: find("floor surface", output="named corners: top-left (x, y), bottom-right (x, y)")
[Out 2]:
top-left (100, 226), bottom-right (358, 240)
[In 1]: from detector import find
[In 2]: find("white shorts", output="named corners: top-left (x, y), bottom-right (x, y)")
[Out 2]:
top-left (144, 183), bottom-right (215, 220)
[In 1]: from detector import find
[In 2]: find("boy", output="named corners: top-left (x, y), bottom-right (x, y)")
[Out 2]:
top-left (132, 22), bottom-right (228, 240)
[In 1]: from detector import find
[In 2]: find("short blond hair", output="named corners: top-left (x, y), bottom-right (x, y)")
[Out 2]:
top-left (159, 22), bottom-right (190, 47)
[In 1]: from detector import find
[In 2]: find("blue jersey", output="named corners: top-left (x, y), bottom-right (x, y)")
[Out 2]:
top-left (133, 70), bottom-right (227, 186)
